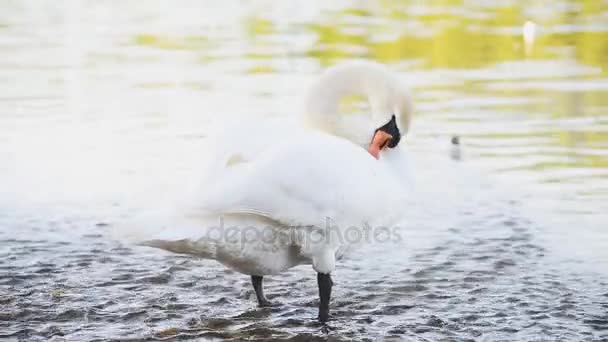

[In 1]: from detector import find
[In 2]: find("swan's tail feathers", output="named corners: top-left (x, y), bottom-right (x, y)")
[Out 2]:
top-left (108, 209), bottom-right (221, 260)
top-left (139, 238), bottom-right (217, 259)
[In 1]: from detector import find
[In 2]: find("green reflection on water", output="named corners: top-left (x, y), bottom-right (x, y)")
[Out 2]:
top-left (131, 0), bottom-right (608, 179)
top-left (135, 34), bottom-right (209, 50)
top-left (306, 1), bottom-right (608, 71)
top-left (132, 1), bottom-right (608, 72)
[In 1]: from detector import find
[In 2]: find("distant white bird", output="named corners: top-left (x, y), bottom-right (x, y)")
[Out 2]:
top-left (523, 20), bottom-right (537, 56)
top-left (134, 61), bottom-right (414, 322)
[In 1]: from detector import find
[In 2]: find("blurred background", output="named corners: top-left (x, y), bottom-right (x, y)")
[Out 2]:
top-left (1, 0), bottom-right (606, 212)
top-left (1, 0), bottom-right (607, 340)
top-left (2, 0), bottom-right (606, 263)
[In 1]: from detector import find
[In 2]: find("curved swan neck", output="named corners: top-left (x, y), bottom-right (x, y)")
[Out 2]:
top-left (304, 62), bottom-right (411, 145)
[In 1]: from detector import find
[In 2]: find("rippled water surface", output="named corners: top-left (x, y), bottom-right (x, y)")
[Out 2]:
top-left (1, 0), bottom-right (607, 341)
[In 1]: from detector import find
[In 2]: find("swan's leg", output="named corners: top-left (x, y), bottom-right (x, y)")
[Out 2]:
top-left (251, 275), bottom-right (272, 307)
top-left (317, 272), bottom-right (333, 322)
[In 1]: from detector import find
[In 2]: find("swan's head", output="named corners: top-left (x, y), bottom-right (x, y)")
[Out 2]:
top-left (304, 61), bottom-right (412, 159)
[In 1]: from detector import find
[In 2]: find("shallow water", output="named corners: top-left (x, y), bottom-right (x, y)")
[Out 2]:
top-left (1, 0), bottom-right (607, 341)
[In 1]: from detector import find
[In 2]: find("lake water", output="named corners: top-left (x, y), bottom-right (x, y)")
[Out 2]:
top-left (1, 0), bottom-right (607, 341)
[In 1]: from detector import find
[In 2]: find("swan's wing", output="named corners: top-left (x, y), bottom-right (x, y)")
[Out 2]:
top-left (190, 132), bottom-right (408, 230)
top-left (200, 117), bottom-right (305, 181)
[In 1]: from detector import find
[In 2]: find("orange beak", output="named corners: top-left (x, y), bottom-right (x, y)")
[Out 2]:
top-left (368, 130), bottom-right (393, 160)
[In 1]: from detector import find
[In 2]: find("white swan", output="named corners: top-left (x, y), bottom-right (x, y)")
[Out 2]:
top-left (137, 61), bottom-right (413, 322)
